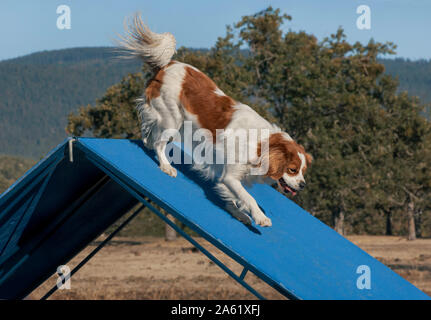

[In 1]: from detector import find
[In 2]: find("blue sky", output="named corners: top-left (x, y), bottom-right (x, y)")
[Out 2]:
top-left (0, 0), bottom-right (429, 61)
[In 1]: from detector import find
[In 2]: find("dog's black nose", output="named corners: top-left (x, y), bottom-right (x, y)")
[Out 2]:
top-left (299, 181), bottom-right (306, 190)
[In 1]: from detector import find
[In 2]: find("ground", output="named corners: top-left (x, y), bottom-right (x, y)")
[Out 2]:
top-left (29, 235), bottom-right (431, 300)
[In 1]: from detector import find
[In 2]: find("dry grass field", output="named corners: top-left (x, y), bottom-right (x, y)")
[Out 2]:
top-left (29, 235), bottom-right (431, 300)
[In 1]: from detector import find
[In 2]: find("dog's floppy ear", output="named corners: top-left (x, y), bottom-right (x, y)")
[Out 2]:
top-left (298, 143), bottom-right (313, 166)
top-left (305, 152), bottom-right (313, 166)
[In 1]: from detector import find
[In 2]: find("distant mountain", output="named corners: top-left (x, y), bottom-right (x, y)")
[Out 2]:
top-left (0, 47), bottom-right (141, 158)
top-left (0, 47), bottom-right (429, 158)
top-left (381, 58), bottom-right (431, 105)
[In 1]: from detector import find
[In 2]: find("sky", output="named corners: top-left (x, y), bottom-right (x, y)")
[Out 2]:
top-left (0, 0), bottom-right (429, 61)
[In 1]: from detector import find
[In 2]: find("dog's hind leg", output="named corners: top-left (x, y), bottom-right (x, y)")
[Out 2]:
top-left (136, 100), bottom-right (160, 149)
top-left (154, 139), bottom-right (178, 177)
top-left (140, 97), bottom-right (183, 177)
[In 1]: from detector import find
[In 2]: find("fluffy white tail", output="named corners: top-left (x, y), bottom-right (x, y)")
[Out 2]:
top-left (117, 14), bottom-right (176, 70)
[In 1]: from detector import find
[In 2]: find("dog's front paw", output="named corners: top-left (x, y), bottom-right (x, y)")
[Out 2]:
top-left (254, 214), bottom-right (272, 227)
top-left (226, 201), bottom-right (252, 225)
top-left (160, 164), bottom-right (177, 177)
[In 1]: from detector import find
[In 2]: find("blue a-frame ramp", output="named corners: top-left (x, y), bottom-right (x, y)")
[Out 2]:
top-left (0, 138), bottom-right (429, 300)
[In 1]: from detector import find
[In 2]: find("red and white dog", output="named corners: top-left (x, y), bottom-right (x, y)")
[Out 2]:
top-left (119, 15), bottom-right (312, 227)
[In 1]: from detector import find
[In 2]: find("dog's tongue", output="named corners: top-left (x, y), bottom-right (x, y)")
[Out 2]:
top-left (278, 179), bottom-right (297, 196)
top-left (284, 185), bottom-right (297, 196)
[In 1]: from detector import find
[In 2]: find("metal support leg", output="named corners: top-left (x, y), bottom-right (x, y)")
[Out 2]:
top-left (240, 267), bottom-right (248, 280)
top-left (85, 156), bottom-right (265, 300)
top-left (40, 204), bottom-right (146, 300)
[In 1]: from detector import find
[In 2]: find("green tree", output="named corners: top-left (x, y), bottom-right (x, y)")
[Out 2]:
top-left (0, 156), bottom-right (35, 193)
top-left (232, 7), bottom-right (404, 235)
top-left (379, 86), bottom-right (431, 239)
top-left (67, 72), bottom-right (146, 138)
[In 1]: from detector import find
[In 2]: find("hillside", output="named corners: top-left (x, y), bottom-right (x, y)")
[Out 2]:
top-left (0, 47), bottom-right (430, 159)
top-left (0, 47), bottom-right (141, 158)
top-left (382, 58), bottom-right (431, 103)
top-left (0, 155), bottom-right (35, 193)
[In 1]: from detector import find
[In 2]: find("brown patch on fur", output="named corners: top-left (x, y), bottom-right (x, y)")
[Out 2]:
top-left (257, 133), bottom-right (312, 180)
top-left (302, 152), bottom-right (313, 175)
top-left (180, 67), bottom-right (235, 140)
top-left (145, 61), bottom-right (176, 102)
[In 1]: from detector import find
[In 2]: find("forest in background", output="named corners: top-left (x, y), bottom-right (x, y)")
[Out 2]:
top-left (0, 47), bottom-right (141, 158)
top-left (0, 47), bottom-right (430, 159)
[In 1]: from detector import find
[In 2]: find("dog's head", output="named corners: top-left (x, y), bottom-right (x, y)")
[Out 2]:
top-left (264, 133), bottom-right (312, 196)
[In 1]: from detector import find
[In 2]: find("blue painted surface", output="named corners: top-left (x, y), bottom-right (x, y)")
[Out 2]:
top-left (0, 137), bottom-right (429, 300)
top-left (76, 138), bottom-right (429, 300)
top-left (0, 140), bottom-right (137, 299)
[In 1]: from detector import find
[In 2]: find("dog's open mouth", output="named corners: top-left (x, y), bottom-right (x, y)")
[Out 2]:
top-left (278, 178), bottom-right (297, 196)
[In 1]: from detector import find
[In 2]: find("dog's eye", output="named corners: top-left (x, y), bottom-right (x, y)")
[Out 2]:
top-left (288, 168), bottom-right (297, 174)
